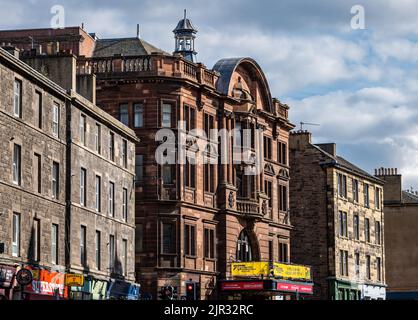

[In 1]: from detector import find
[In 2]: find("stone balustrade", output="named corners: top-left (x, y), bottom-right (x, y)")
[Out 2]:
top-left (76, 54), bottom-right (218, 89)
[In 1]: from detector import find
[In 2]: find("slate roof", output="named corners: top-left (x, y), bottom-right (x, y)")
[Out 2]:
top-left (173, 18), bottom-right (197, 33)
top-left (212, 58), bottom-right (244, 95)
top-left (313, 144), bottom-right (384, 184)
top-left (402, 191), bottom-right (418, 204)
top-left (93, 37), bottom-right (169, 57)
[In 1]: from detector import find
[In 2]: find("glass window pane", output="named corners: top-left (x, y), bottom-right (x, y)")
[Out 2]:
top-left (51, 224), bottom-right (58, 264)
top-left (14, 80), bottom-right (21, 117)
top-left (162, 104), bottom-right (172, 127)
top-left (119, 104), bottom-right (129, 126)
top-left (134, 104), bottom-right (144, 127)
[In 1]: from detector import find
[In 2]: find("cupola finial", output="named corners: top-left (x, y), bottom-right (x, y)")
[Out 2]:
top-left (173, 10), bottom-right (198, 62)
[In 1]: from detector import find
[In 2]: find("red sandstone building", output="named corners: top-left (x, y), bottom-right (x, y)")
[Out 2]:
top-left (0, 13), bottom-right (314, 299)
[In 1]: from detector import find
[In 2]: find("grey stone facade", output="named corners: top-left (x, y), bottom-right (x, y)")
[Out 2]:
top-left (289, 131), bottom-right (386, 300)
top-left (68, 93), bottom-right (137, 282)
top-left (0, 47), bottom-right (137, 289)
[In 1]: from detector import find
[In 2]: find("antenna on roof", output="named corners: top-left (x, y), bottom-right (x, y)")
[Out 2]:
top-left (136, 24), bottom-right (140, 38)
top-left (28, 36), bottom-right (34, 49)
top-left (184, 9), bottom-right (187, 20)
top-left (300, 122), bottom-right (320, 131)
top-left (81, 22), bottom-right (84, 29)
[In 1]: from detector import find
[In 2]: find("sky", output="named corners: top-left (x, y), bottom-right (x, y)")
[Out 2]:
top-left (2, 0), bottom-right (418, 188)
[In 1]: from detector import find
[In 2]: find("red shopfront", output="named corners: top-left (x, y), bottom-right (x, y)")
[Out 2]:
top-left (22, 268), bottom-right (68, 300)
top-left (219, 279), bottom-right (314, 300)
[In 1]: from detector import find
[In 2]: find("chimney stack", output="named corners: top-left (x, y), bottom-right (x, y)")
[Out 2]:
top-left (375, 167), bottom-right (402, 204)
top-left (375, 167), bottom-right (400, 177)
top-left (289, 130), bottom-right (312, 151)
top-left (315, 143), bottom-right (337, 157)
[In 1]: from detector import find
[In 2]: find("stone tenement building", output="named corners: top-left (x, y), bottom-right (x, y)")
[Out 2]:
top-left (0, 47), bottom-right (138, 300)
top-left (0, 15), bottom-right (300, 299)
top-left (289, 131), bottom-right (386, 300)
top-left (375, 168), bottom-right (418, 300)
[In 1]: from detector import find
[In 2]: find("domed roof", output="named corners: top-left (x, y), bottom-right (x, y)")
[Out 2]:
top-left (173, 10), bottom-right (197, 33)
top-left (212, 57), bottom-right (274, 112)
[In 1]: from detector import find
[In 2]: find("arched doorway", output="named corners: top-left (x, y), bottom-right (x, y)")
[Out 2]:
top-left (236, 229), bottom-right (259, 262)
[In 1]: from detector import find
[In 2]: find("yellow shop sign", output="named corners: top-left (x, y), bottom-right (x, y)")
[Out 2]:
top-left (273, 263), bottom-right (311, 281)
top-left (65, 273), bottom-right (85, 287)
top-left (231, 262), bottom-right (269, 277)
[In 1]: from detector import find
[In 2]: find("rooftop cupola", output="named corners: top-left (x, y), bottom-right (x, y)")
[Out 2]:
top-left (173, 9), bottom-right (197, 62)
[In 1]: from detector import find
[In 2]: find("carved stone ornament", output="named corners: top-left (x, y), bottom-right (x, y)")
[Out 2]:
top-left (228, 192), bottom-right (235, 208)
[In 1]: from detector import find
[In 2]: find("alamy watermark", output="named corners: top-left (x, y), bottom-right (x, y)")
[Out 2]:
top-left (50, 5), bottom-right (65, 29)
top-left (351, 5), bottom-right (366, 30)
top-left (155, 121), bottom-right (264, 176)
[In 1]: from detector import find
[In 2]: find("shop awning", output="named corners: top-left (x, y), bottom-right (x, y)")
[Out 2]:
top-left (71, 277), bottom-right (108, 300)
top-left (219, 279), bottom-right (314, 295)
top-left (107, 279), bottom-right (141, 300)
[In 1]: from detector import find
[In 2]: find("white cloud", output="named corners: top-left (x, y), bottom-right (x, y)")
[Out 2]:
top-left (2, 0), bottom-right (418, 187)
top-left (372, 38), bottom-right (418, 62)
top-left (288, 83), bottom-right (418, 188)
top-left (198, 30), bottom-right (372, 96)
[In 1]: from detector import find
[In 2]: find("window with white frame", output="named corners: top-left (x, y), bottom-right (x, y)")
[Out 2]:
top-left (109, 234), bottom-right (115, 272)
top-left (95, 123), bottom-right (101, 154)
top-left (95, 175), bottom-right (101, 212)
top-left (122, 188), bottom-right (128, 222)
top-left (122, 139), bottom-right (128, 168)
top-left (51, 224), bottom-right (58, 264)
top-left (12, 213), bottom-right (20, 257)
top-left (80, 168), bottom-right (87, 206)
top-left (52, 162), bottom-right (59, 199)
top-left (12, 144), bottom-right (21, 185)
top-left (122, 239), bottom-right (128, 276)
top-left (52, 103), bottom-right (59, 137)
top-left (80, 114), bottom-right (86, 145)
top-left (13, 79), bottom-right (22, 118)
top-left (95, 230), bottom-right (101, 270)
top-left (108, 182), bottom-right (115, 217)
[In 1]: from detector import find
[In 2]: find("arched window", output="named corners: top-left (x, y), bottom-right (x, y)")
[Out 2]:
top-left (236, 230), bottom-right (253, 262)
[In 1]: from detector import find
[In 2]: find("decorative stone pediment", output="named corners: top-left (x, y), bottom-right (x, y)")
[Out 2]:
top-left (264, 163), bottom-right (275, 176)
top-left (278, 168), bottom-right (290, 180)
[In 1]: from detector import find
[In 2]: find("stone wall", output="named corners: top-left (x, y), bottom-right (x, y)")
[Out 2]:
top-left (290, 131), bottom-right (386, 299)
top-left (0, 50), bottom-right (137, 287)
top-left (0, 57), bottom-right (67, 271)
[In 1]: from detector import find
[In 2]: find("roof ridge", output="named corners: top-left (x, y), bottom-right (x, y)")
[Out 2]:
top-left (311, 143), bottom-right (383, 183)
top-left (93, 37), bottom-right (169, 57)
